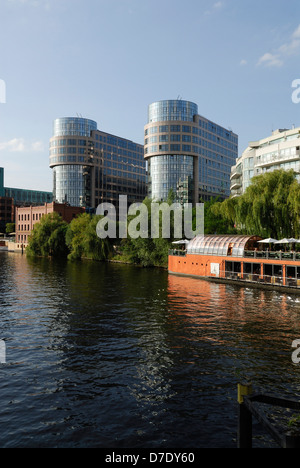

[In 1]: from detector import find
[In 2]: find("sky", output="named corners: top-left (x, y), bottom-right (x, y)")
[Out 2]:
top-left (1, 0), bottom-right (300, 191)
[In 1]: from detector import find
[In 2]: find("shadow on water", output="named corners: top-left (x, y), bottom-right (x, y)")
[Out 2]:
top-left (1, 253), bottom-right (300, 447)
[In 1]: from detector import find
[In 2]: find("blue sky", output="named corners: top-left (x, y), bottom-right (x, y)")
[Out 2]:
top-left (0, 0), bottom-right (300, 191)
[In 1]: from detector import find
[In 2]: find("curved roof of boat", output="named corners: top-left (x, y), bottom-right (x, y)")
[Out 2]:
top-left (187, 234), bottom-right (262, 257)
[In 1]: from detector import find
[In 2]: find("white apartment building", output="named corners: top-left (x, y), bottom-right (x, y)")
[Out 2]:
top-left (230, 126), bottom-right (300, 197)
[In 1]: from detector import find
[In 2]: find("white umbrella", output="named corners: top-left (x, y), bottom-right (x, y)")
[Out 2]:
top-left (274, 238), bottom-right (290, 244)
top-left (288, 238), bottom-right (299, 243)
top-left (258, 238), bottom-right (277, 243)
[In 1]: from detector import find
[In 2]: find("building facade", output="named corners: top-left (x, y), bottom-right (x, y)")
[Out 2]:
top-left (49, 117), bottom-right (147, 210)
top-left (0, 168), bottom-right (4, 197)
top-left (144, 99), bottom-right (238, 204)
top-left (230, 127), bottom-right (300, 197)
top-left (5, 187), bottom-right (52, 205)
top-left (0, 197), bottom-right (14, 232)
top-left (16, 202), bottom-right (84, 247)
top-left (0, 167), bottom-right (53, 229)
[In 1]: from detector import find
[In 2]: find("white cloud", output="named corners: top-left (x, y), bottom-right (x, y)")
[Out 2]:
top-left (30, 140), bottom-right (44, 152)
top-left (205, 1), bottom-right (224, 15)
top-left (240, 59), bottom-right (248, 66)
top-left (213, 1), bottom-right (223, 9)
top-left (257, 24), bottom-right (300, 68)
top-left (0, 138), bottom-right (44, 153)
top-left (257, 52), bottom-right (283, 68)
top-left (293, 25), bottom-right (300, 39)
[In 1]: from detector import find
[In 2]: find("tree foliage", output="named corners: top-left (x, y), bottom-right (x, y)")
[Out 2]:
top-left (27, 212), bottom-right (69, 258)
top-left (65, 213), bottom-right (112, 261)
top-left (120, 196), bottom-right (173, 267)
top-left (6, 223), bottom-right (15, 234)
top-left (203, 197), bottom-right (237, 234)
top-left (211, 170), bottom-right (300, 238)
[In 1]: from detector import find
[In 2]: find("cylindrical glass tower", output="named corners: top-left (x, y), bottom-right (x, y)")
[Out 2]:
top-left (53, 117), bottom-right (97, 137)
top-left (148, 100), bottom-right (198, 123)
top-left (50, 117), bottom-right (97, 207)
top-left (144, 100), bottom-right (199, 204)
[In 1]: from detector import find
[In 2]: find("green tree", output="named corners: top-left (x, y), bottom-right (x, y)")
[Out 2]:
top-left (27, 212), bottom-right (69, 257)
top-left (236, 169), bottom-right (297, 238)
top-left (120, 196), bottom-right (177, 267)
top-left (203, 197), bottom-right (237, 234)
top-left (6, 223), bottom-right (15, 235)
top-left (288, 180), bottom-right (300, 238)
top-left (66, 213), bottom-right (112, 261)
top-left (211, 169), bottom-right (300, 238)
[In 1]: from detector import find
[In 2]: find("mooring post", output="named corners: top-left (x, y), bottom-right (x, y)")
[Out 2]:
top-left (237, 383), bottom-right (253, 448)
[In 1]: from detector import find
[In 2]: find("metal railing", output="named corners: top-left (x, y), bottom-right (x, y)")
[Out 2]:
top-left (238, 383), bottom-right (300, 448)
top-left (244, 250), bottom-right (300, 261)
top-left (169, 249), bottom-right (187, 257)
top-left (224, 270), bottom-right (300, 288)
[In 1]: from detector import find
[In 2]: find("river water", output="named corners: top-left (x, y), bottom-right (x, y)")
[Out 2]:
top-left (1, 252), bottom-right (300, 448)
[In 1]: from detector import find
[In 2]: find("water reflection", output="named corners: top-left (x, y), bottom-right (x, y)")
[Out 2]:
top-left (2, 253), bottom-right (300, 447)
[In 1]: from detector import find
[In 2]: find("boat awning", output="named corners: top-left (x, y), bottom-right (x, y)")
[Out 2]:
top-left (186, 235), bottom-right (262, 257)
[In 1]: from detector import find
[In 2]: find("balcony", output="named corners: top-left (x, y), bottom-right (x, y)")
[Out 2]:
top-left (230, 168), bottom-right (242, 180)
top-left (230, 180), bottom-right (242, 191)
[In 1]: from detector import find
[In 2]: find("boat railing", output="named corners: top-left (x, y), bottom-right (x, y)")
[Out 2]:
top-left (169, 249), bottom-right (187, 257)
top-left (244, 250), bottom-right (300, 261)
top-left (224, 270), bottom-right (300, 288)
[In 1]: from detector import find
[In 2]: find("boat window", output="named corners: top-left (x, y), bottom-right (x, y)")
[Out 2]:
top-left (287, 266), bottom-right (296, 278)
top-left (263, 264), bottom-right (283, 277)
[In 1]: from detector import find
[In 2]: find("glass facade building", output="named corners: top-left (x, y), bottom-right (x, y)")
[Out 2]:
top-left (145, 100), bottom-right (238, 204)
top-left (5, 187), bottom-right (52, 205)
top-left (53, 118), bottom-right (97, 137)
top-left (0, 168), bottom-right (4, 197)
top-left (50, 117), bottom-right (147, 209)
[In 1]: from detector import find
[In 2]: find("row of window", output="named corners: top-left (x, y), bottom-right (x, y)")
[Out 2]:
top-left (51, 135), bottom-right (144, 154)
top-left (145, 124), bottom-right (237, 144)
top-left (18, 212), bottom-right (44, 222)
top-left (145, 144), bottom-right (197, 154)
top-left (146, 135), bottom-right (199, 144)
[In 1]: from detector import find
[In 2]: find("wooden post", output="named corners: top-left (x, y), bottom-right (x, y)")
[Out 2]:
top-left (237, 383), bottom-right (253, 448)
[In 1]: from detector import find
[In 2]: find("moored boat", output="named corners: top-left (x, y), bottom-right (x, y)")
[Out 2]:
top-left (168, 235), bottom-right (300, 293)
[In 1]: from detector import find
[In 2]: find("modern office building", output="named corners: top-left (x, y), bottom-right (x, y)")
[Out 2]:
top-left (230, 127), bottom-right (300, 197)
top-left (0, 167), bottom-right (53, 229)
top-left (5, 187), bottom-right (52, 205)
top-left (0, 197), bottom-right (14, 232)
top-left (49, 117), bottom-right (147, 210)
top-left (144, 99), bottom-right (238, 204)
top-left (0, 168), bottom-right (4, 197)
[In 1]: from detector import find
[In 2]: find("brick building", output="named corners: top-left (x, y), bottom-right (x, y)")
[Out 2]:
top-left (16, 202), bottom-right (84, 248)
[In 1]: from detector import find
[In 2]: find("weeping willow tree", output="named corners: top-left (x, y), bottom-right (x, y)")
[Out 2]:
top-left (288, 179), bottom-right (300, 238)
top-left (211, 169), bottom-right (300, 238)
top-left (211, 196), bottom-right (239, 230)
